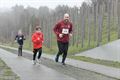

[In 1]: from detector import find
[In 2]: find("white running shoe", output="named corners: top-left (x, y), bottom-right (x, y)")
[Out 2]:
top-left (33, 60), bottom-right (36, 65)
top-left (36, 59), bottom-right (41, 64)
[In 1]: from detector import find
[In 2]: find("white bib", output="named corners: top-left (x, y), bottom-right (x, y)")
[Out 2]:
top-left (19, 37), bottom-right (22, 40)
top-left (62, 29), bottom-right (69, 34)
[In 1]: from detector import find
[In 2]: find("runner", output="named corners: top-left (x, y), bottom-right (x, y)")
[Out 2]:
top-left (32, 26), bottom-right (44, 65)
top-left (15, 30), bottom-right (25, 56)
top-left (53, 13), bottom-right (73, 65)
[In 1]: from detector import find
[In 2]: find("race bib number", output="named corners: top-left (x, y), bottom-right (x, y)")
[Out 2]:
top-left (62, 29), bottom-right (69, 34)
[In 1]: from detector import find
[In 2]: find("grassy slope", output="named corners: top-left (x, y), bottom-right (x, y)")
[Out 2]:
top-left (0, 58), bottom-right (20, 80)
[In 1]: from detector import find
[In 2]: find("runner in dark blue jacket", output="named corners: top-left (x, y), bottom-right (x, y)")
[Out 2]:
top-left (15, 30), bottom-right (25, 56)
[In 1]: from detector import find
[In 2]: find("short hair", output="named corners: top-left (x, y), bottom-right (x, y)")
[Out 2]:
top-left (35, 26), bottom-right (41, 30)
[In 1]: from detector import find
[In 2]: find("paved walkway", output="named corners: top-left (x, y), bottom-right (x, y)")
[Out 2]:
top-left (0, 45), bottom-right (120, 79)
top-left (76, 39), bottom-right (120, 62)
top-left (0, 48), bottom-right (76, 80)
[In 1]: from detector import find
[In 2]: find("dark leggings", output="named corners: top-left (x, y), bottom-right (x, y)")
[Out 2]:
top-left (56, 41), bottom-right (69, 63)
top-left (33, 48), bottom-right (42, 60)
top-left (18, 45), bottom-right (23, 56)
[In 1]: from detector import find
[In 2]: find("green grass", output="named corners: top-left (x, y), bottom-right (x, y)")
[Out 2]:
top-left (0, 58), bottom-right (20, 80)
top-left (3, 68), bottom-right (14, 76)
top-left (0, 60), bottom-right (5, 67)
top-left (69, 56), bottom-right (120, 69)
top-left (2, 40), bottom-right (97, 55)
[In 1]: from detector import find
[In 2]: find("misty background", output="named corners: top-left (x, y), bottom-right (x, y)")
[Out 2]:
top-left (0, 0), bottom-right (120, 54)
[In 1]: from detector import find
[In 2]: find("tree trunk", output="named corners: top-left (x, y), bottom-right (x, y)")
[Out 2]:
top-left (107, 0), bottom-right (111, 42)
top-left (117, 0), bottom-right (120, 39)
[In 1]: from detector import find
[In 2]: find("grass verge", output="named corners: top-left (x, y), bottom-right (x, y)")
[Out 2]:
top-left (68, 56), bottom-right (120, 69)
top-left (0, 58), bottom-right (20, 80)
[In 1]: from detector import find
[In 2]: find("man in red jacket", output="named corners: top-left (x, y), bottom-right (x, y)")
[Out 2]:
top-left (32, 26), bottom-right (44, 65)
top-left (53, 13), bottom-right (73, 65)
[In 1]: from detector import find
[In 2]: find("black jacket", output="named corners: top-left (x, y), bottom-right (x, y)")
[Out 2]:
top-left (15, 35), bottom-right (25, 45)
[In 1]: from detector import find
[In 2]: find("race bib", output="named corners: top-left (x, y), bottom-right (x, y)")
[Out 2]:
top-left (62, 29), bottom-right (69, 34)
top-left (19, 37), bottom-right (22, 40)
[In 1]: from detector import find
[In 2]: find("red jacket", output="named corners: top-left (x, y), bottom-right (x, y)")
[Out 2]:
top-left (32, 31), bottom-right (44, 49)
top-left (53, 20), bottom-right (73, 43)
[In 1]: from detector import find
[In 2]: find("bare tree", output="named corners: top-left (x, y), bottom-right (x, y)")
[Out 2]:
top-left (117, 0), bottom-right (120, 39)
